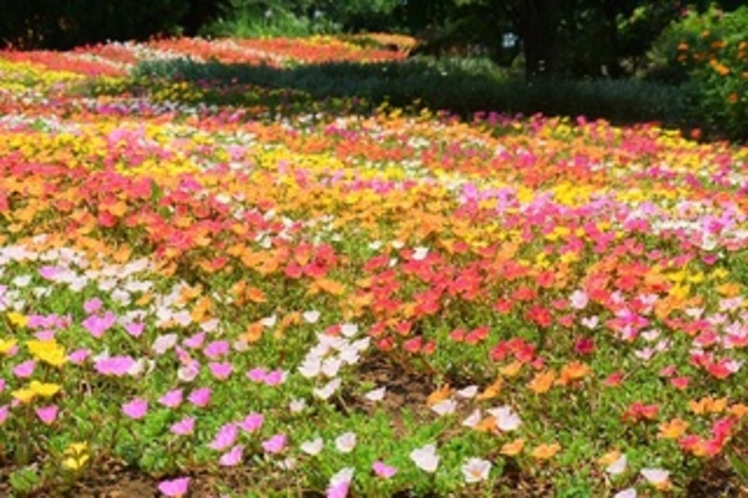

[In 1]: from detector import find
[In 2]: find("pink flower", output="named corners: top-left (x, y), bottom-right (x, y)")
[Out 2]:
top-left (36, 405), bottom-right (59, 424)
top-left (82, 311), bottom-right (116, 338)
top-left (238, 412), bottom-right (264, 433)
top-left (372, 461), bottom-right (397, 478)
top-left (158, 476), bottom-right (190, 497)
top-left (94, 356), bottom-right (134, 376)
top-left (68, 349), bottom-right (91, 364)
top-left (158, 389), bottom-right (184, 408)
top-left (264, 370), bottom-right (285, 385)
top-left (188, 387), bottom-right (211, 407)
top-left (262, 434), bottom-right (287, 454)
top-left (124, 322), bottom-right (145, 337)
top-left (183, 332), bottom-right (206, 350)
top-left (203, 340), bottom-right (230, 359)
top-left (326, 468), bottom-right (354, 498)
top-left (13, 360), bottom-right (36, 378)
top-left (209, 423), bottom-right (238, 451)
top-left (170, 416), bottom-right (195, 436)
top-left (122, 398), bottom-right (148, 420)
top-left (247, 367), bottom-right (268, 383)
top-left (209, 362), bottom-right (233, 380)
top-left (84, 298), bottom-right (102, 314)
top-left (219, 444), bottom-right (244, 466)
top-left (0, 404), bottom-right (8, 425)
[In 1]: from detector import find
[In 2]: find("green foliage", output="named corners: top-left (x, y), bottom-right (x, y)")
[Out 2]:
top-left (202, 0), bottom-right (404, 38)
top-left (129, 56), bottom-right (686, 128)
top-left (650, 6), bottom-right (748, 140)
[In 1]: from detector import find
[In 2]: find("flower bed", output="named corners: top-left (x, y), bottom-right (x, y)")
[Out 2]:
top-left (0, 37), bottom-right (747, 497)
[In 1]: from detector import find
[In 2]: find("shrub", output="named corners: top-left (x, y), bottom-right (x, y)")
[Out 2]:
top-left (650, 6), bottom-right (748, 140)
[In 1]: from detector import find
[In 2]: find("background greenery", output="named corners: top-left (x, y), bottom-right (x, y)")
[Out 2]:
top-left (1, 0), bottom-right (746, 140)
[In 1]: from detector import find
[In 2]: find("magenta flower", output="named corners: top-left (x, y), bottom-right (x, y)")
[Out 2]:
top-left (264, 370), bottom-right (285, 386)
top-left (94, 356), bottom-right (134, 376)
top-left (209, 362), bottom-right (233, 380)
top-left (124, 322), bottom-right (145, 337)
top-left (203, 340), bottom-right (229, 359)
top-left (36, 405), bottom-right (59, 425)
top-left (247, 367), bottom-right (268, 383)
top-left (239, 412), bottom-right (264, 433)
top-left (83, 298), bottom-right (103, 314)
top-left (82, 311), bottom-right (116, 338)
top-left (170, 416), bottom-right (195, 436)
top-left (183, 332), bottom-right (206, 350)
top-left (158, 388), bottom-right (184, 408)
top-left (188, 387), bottom-right (211, 407)
top-left (209, 423), bottom-right (238, 451)
top-left (262, 434), bottom-right (287, 454)
top-left (219, 444), bottom-right (244, 467)
top-left (68, 349), bottom-right (91, 364)
top-left (122, 398), bottom-right (148, 420)
top-left (372, 461), bottom-right (398, 478)
top-left (158, 476), bottom-right (190, 497)
top-left (13, 360), bottom-right (37, 378)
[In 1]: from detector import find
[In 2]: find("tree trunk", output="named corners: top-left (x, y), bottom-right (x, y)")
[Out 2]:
top-left (517, 0), bottom-right (560, 80)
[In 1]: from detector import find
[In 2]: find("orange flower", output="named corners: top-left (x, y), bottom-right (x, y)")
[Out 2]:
top-left (531, 443), bottom-right (561, 461)
top-left (556, 361), bottom-right (590, 386)
top-left (689, 396), bottom-right (727, 415)
top-left (728, 404), bottom-right (748, 418)
top-left (528, 369), bottom-right (556, 394)
top-left (658, 418), bottom-right (690, 439)
top-left (499, 361), bottom-right (523, 378)
top-left (427, 385), bottom-right (452, 407)
top-left (500, 438), bottom-right (525, 456)
top-left (476, 377), bottom-right (503, 401)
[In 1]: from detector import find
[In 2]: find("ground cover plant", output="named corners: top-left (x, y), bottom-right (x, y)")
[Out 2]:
top-left (0, 36), bottom-right (748, 497)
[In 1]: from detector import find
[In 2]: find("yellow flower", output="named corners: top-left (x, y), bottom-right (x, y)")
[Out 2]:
top-left (27, 340), bottom-right (67, 367)
top-left (29, 380), bottom-right (61, 397)
top-left (12, 387), bottom-right (36, 404)
top-left (7, 312), bottom-right (28, 327)
top-left (0, 338), bottom-right (17, 355)
top-left (62, 443), bottom-right (90, 472)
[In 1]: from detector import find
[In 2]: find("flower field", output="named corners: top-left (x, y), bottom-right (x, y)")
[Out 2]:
top-left (1, 36), bottom-right (747, 497)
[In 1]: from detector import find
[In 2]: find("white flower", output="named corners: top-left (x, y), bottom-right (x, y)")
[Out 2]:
top-left (335, 432), bottom-right (357, 453)
top-left (300, 437), bottom-right (324, 456)
top-left (313, 377), bottom-right (342, 400)
top-left (606, 454), bottom-right (627, 475)
top-left (613, 489), bottom-right (637, 498)
top-left (640, 468), bottom-right (670, 487)
top-left (152, 333), bottom-right (178, 355)
top-left (461, 457), bottom-right (492, 483)
top-left (260, 315), bottom-right (277, 328)
top-left (340, 323), bottom-right (358, 337)
top-left (302, 310), bottom-right (320, 323)
top-left (430, 398), bottom-right (457, 417)
top-left (412, 246), bottom-right (429, 261)
top-left (321, 357), bottom-right (342, 378)
top-left (462, 409), bottom-right (482, 428)
top-left (364, 386), bottom-right (386, 402)
top-left (410, 444), bottom-right (439, 473)
top-left (488, 406), bottom-right (522, 432)
top-left (329, 467), bottom-right (354, 487)
top-left (298, 356), bottom-right (322, 378)
top-left (289, 398), bottom-right (306, 413)
top-left (456, 385), bottom-right (478, 399)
